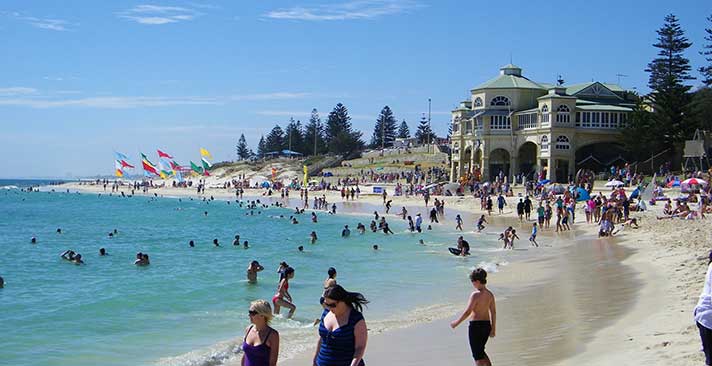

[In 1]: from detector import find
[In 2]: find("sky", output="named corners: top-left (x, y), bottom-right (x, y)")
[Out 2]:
top-left (1, 0), bottom-right (710, 178)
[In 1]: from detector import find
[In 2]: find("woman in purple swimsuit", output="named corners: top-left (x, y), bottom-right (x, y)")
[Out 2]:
top-left (242, 300), bottom-right (279, 366)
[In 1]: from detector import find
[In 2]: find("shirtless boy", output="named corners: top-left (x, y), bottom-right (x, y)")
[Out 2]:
top-left (450, 268), bottom-right (496, 366)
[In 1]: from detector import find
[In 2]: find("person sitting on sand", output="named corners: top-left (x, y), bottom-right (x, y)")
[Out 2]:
top-left (450, 268), bottom-right (496, 366)
top-left (243, 300), bottom-right (280, 366)
top-left (342, 225), bottom-right (351, 237)
top-left (273, 267), bottom-right (296, 318)
top-left (247, 261), bottom-right (264, 284)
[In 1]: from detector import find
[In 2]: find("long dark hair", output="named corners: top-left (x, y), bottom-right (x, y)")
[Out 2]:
top-left (327, 267), bottom-right (337, 278)
top-left (323, 285), bottom-right (369, 312)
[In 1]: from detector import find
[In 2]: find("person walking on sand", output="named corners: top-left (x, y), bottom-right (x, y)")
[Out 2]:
top-left (242, 300), bottom-right (279, 366)
top-left (497, 194), bottom-right (507, 214)
top-left (695, 251), bottom-right (712, 366)
top-left (313, 285), bottom-right (369, 366)
top-left (529, 223), bottom-right (539, 247)
top-left (273, 267), bottom-right (296, 318)
top-left (450, 268), bottom-right (496, 366)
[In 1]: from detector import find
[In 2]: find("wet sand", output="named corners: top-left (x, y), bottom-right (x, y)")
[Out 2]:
top-left (282, 233), bottom-right (640, 366)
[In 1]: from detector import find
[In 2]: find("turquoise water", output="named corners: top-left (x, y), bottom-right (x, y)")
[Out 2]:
top-left (0, 183), bottom-right (501, 366)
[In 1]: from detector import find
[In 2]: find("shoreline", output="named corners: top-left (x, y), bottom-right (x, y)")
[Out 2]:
top-left (53, 181), bottom-right (704, 365)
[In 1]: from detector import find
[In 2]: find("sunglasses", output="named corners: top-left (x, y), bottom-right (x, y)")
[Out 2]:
top-left (323, 301), bottom-right (338, 308)
top-left (248, 310), bottom-right (258, 316)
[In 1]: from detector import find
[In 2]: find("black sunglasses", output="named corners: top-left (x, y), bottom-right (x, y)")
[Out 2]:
top-left (248, 310), bottom-right (258, 316)
top-left (324, 301), bottom-right (338, 308)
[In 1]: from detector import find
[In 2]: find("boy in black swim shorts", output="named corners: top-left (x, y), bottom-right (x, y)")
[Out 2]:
top-left (450, 268), bottom-right (497, 366)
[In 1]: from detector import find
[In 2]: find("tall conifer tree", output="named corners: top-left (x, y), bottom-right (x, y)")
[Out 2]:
top-left (370, 106), bottom-right (398, 148)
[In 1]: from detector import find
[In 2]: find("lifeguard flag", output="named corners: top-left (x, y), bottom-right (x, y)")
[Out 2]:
top-left (200, 148), bottom-right (212, 159)
top-left (157, 149), bottom-right (173, 159)
top-left (115, 169), bottom-right (124, 177)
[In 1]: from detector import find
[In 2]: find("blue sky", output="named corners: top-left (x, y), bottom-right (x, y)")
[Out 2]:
top-left (1, 0), bottom-right (709, 178)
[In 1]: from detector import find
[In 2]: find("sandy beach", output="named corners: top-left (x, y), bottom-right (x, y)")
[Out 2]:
top-left (57, 181), bottom-right (708, 365)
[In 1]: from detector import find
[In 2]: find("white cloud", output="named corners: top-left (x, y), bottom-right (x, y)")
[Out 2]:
top-left (265, 0), bottom-right (423, 21)
top-left (0, 91), bottom-right (310, 109)
top-left (2, 11), bottom-right (74, 31)
top-left (117, 4), bottom-right (201, 25)
top-left (0, 87), bottom-right (37, 96)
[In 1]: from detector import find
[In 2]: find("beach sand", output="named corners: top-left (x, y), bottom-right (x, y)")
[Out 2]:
top-left (57, 181), bottom-right (708, 365)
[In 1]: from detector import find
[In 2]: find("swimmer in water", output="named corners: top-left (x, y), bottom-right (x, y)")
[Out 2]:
top-left (108, 232), bottom-right (113, 238)
top-left (342, 225), bottom-right (351, 237)
top-left (189, 240), bottom-right (195, 247)
top-left (311, 231), bottom-right (318, 244)
top-left (233, 235), bottom-right (241, 246)
top-left (312, 212), bottom-right (318, 223)
top-left (56, 228), bottom-right (62, 234)
top-left (419, 239), bottom-right (425, 245)
top-left (61, 250), bottom-right (84, 265)
top-left (0, 276), bottom-right (3, 288)
top-left (292, 218), bottom-right (299, 224)
top-left (246, 260), bottom-right (264, 284)
top-left (204, 211), bottom-right (208, 216)
top-left (135, 253), bottom-right (150, 266)
top-left (372, 245), bottom-right (379, 250)
top-left (99, 248), bottom-right (107, 256)
top-left (298, 245), bottom-right (304, 252)
top-left (213, 238), bottom-right (220, 247)
top-left (31, 236), bottom-right (37, 244)
top-left (243, 241), bottom-right (249, 249)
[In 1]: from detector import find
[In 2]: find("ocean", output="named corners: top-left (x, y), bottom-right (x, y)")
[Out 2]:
top-left (0, 182), bottom-right (504, 366)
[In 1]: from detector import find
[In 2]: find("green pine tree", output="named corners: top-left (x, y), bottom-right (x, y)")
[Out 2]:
top-left (284, 118), bottom-right (305, 155)
top-left (265, 125), bottom-right (285, 153)
top-left (370, 106), bottom-right (398, 148)
top-left (236, 134), bottom-right (252, 160)
top-left (325, 103), bottom-right (364, 157)
top-left (304, 108), bottom-right (326, 156)
top-left (644, 14), bottom-right (695, 151)
top-left (700, 14), bottom-right (712, 87)
top-left (257, 136), bottom-right (266, 158)
top-left (397, 120), bottom-right (411, 139)
top-left (415, 114), bottom-right (437, 144)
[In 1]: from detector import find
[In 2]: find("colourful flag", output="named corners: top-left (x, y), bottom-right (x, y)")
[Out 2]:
top-left (200, 148), bottom-right (212, 159)
top-left (158, 159), bottom-right (173, 179)
top-left (175, 170), bottom-right (184, 183)
top-left (120, 160), bottom-right (135, 168)
top-left (190, 161), bottom-right (203, 175)
top-left (303, 165), bottom-right (308, 186)
top-left (115, 169), bottom-right (124, 177)
top-left (201, 157), bottom-right (212, 170)
top-left (140, 153), bottom-right (156, 166)
top-left (157, 149), bottom-right (173, 159)
top-left (142, 160), bottom-right (159, 175)
top-left (115, 151), bottom-right (130, 161)
top-left (115, 160), bottom-right (123, 170)
top-left (170, 160), bottom-right (181, 171)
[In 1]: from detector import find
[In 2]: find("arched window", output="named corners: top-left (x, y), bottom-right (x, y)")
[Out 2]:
top-left (555, 135), bottom-right (570, 150)
top-left (490, 96), bottom-right (511, 106)
top-left (541, 135), bottom-right (549, 151)
top-left (474, 97), bottom-right (483, 107)
top-left (541, 105), bottom-right (550, 124)
top-left (556, 104), bottom-right (570, 123)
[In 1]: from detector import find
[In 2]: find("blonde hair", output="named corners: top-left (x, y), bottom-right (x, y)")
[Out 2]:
top-left (250, 300), bottom-right (273, 324)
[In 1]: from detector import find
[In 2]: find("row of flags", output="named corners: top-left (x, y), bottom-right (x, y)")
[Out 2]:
top-left (114, 148), bottom-right (213, 180)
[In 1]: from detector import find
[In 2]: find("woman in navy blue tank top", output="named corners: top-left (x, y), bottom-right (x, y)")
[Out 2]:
top-left (313, 285), bottom-right (369, 366)
top-left (242, 300), bottom-right (279, 366)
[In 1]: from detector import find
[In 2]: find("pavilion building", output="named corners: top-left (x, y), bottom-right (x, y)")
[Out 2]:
top-left (450, 64), bottom-right (637, 183)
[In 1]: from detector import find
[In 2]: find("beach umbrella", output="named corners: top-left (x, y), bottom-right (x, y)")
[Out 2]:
top-left (575, 187), bottom-right (590, 201)
top-left (538, 179), bottom-right (551, 186)
top-left (682, 178), bottom-right (707, 186)
top-left (604, 180), bottom-right (624, 187)
top-left (261, 181), bottom-right (270, 188)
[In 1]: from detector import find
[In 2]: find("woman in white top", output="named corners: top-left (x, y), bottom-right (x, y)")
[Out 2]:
top-left (694, 251), bottom-right (712, 366)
